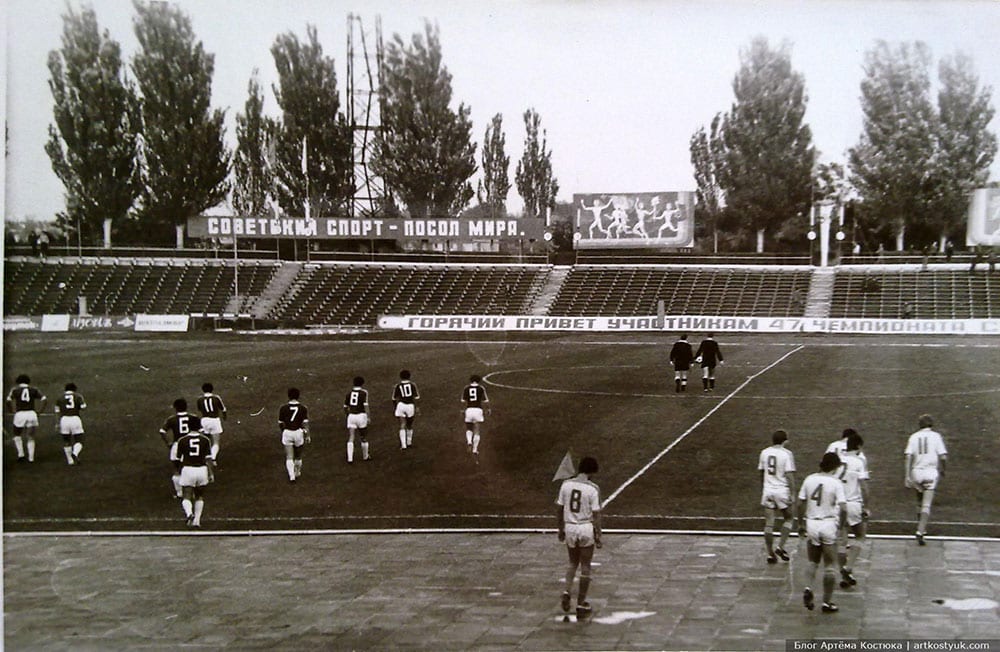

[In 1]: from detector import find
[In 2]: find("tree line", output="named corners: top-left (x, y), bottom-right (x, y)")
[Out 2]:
top-left (690, 37), bottom-right (996, 253)
top-left (46, 5), bottom-right (995, 252)
top-left (46, 3), bottom-right (557, 247)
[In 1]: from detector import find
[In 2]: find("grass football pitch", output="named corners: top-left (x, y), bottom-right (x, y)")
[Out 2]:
top-left (3, 331), bottom-right (999, 538)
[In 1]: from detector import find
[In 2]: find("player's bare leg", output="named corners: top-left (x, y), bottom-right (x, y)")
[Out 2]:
top-left (563, 546), bottom-right (581, 612)
top-left (172, 463), bottom-right (183, 498)
top-left (63, 436), bottom-right (75, 465)
top-left (465, 424), bottom-right (474, 452)
top-left (358, 428), bottom-right (370, 461)
top-left (24, 425), bottom-right (37, 462)
top-left (293, 444), bottom-right (304, 478)
top-left (211, 433), bottom-right (221, 465)
top-left (181, 486), bottom-right (194, 526)
top-left (406, 416), bottom-right (414, 448)
top-left (12, 425), bottom-right (26, 461)
top-left (192, 486), bottom-right (205, 528)
top-left (471, 423), bottom-right (481, 459)
top-left (776, 509), bottom-right (792, 559)
top-left (819, 542), bottom-right (839, 611)
top-left (347, 429), bottom-right (356, 463)
top-left (576, 545), bottom-right (595, 618)
top-left (398, 416), bottom-right (408, 449)
top-left (284, 444), bottom-right (297, 481)
top-left (802, 541), bottom-right (821, 610)
top-left (72, 435), bottom-right (83, 464)
top-left (916, 489), bottom-right (933, 544)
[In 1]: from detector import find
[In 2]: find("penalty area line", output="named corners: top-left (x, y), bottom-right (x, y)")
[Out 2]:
top-left (603, 344), bottom-right (805, 509)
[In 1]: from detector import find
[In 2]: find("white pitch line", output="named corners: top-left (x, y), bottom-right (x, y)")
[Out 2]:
top-left (603, 344), bottom-right (805, 508)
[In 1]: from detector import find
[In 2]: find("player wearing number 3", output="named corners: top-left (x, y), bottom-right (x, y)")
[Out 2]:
top-left (556, 456), bottom-right (602, 620)
top-left (55, 382), bottom-right (87, 465)
top-left (904, 414), bottom-right (947, 545)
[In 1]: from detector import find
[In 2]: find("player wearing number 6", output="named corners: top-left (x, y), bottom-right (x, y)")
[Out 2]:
top-left (556, 456), bottom-right (602, 620)
top-left (797, 452), bottom-right (847, 613)
top-left (159, 399), bottom-right (203, 499)
top-left (170, 424), bottom-right (214, 528)
top-left (904, 414), bottom-right (947, 546)
top-left (279, 388), bottom-right (309, 482)
top-left (393, 370), bottom-right (420, 450)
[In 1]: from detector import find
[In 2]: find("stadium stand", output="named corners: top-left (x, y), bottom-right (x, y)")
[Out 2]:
top-left (547, 266), bottom-right (812, 317)
top-left (829, 266), bottom-right (1000, 319)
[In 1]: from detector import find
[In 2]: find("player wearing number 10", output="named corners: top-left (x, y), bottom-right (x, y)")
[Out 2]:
top-left (393, 370), bottom-right (419, 450)
top-left (556, 456), bottom-right (602, 620)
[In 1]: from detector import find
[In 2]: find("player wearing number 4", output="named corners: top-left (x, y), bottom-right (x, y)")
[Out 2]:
top-left (6, 374), bottom-right (47, 463)
top-left (905, 414), bottom-right (947, 545)
top-left (393, 370), bottom-right (419, 450)
top-left (55, 382), bottom-right (87, 465)
top-left (279, 388), bottom-right (309, 482)
top-left (462, 375), bottom-right (490, 458)
top-left (758, 429), bottom-right (796, 565)
top-left (170, 423), bottom-right (214, 528)
top-left (556, 456), bottom-right (602, 620)
top-left (797, 452), bottom-right (847, 613)
top-left (344, 377), bottom-right (371, 463)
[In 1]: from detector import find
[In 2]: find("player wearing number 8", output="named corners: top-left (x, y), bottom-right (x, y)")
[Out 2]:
top-left (556, 456), bottom-right (602, 620)
top-left (904, 414), bottom-right (948, 545)
top-left (344, 377), bottom-right (370, 463)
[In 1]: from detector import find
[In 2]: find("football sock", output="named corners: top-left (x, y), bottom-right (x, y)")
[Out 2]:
top-left (823, 570), bottom-right (836, 603)
top-left (703, 379), bottom-right (708, 390)
top-left (466, 431), bottom-right (473, 446)
top-left (578, 575), bottom-right (591, 604)
top-left (72, 442), bottom-right (83, 458)
top-left (399, 429), bottom-right (407, 448)
top-left (764, 527), bottom-right (774, 553)
top-left (472, 434), bottom-right (480, 454)
top-left (181, 498), bottom-right (193, 518)
top-left (361, 442), bottom-right (370, 460)
top-left (675, 379), bottom-right (681, 392)
top-left (848, 540), bottom-right (862, 568)
top-left (406, 429), bottom-right (413, 447)
top-left (347, 442), bottom-right (355, 463)
top-left (294, 459), bottom-right (302, 476)
top-left (172, 474), bottom-right (183, 497)
top-left (64, 446), bottom-right (74, 464)
top-left (13, 436), bottom-right (24, 458)
top-left (680, 381), bottom-right (686, 392)
top-left (285, 459), bottom-right (296, 480)
top-left (211, 444), bottom-right (220, 460)
top-left (26, 439), bottom-right (35, 461)
top-left (917, 512), bottom-right (929, 535)
top-left (193, 499), bottom-right (204, 526)
top-left (779, 522), bottom-right (791, 549)
top-left (710, 378), bottom-right (716, 389)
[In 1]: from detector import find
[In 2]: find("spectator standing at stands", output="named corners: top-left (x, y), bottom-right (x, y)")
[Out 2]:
top-left (6, 374), bottom-right (47, 463)
top-left (668, 333), bottom-right (694, 393)
top-left (970, 248), bottom-right (983, 274)
top-left (876, 244), bottom-right (885, 262)
top-left (945, 241), bottom-right (955, 262)
top-left (989, 249), bottom-right (996, 274)
top-left (695, 333), bottom-right (724, 392)
top-left (920, 245), bottom-right (930, 271)
top-left (30, 232), bottom-right (39, 257)
top-left (38, 231), bottom-right (50, 257)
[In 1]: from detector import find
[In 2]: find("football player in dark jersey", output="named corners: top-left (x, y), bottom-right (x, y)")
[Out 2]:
top-left (6, 374), bottom-right (47, 462)
top-left (462, 375), bottom-right (490, 459)
top-left (159, 399), bottom-right (203, 498)
top-left (278, 387), bottom-right (310, 482)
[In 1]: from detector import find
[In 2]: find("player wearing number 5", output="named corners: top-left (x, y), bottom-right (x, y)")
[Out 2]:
top-left (904, 414), bottom-right (947, 545)
top-left (344, 377), bottom-right (370, 463)
top-left (462, 375), bottom-right (490, 459)
top-left (279, 388), bottom-right (309, 482)
top-left (6, 374), bottom-right (47, 463)
top-left (797, 452), bottom-right (847, 613)
top-left (159, 399), bottom-right (203, 499)
top-left (170, 425), bottom-right (214, 528)
top-left (55, 382), bottom-right (87, 465)
top-left (758, 429), bottom-right (796, 565)
top-left (556, 456), bottom-right (602, 620)
top-left (393, 370), bottom-right (420, 450)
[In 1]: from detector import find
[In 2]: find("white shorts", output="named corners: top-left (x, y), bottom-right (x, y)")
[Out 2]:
top-left (200, 417), bottom-right (223, 435)
top-left (806, 519), bottom-right (839, 546)
top-left (911, 467), bottom-right (939, 491)
top-left (282, 428), bottom-right (305, 447)
top-left (394, 403), bottom-right (415, 419)
top-left (347, 413), bottom-right (369, 430)
top-left (13, 410), bottom-right (39, 429)
top-left (59, 415), bottom-right (85, 436)
top-left (180, 466), bottom-right (210, 488)
top-left (464, 407), bottom-right (485, 424)
top-left (761, 487), bottom-right (793, 510)
top-left (845, 502), bottom-right (866, 527)
top-left (564, 522), bottom-right (596, 548)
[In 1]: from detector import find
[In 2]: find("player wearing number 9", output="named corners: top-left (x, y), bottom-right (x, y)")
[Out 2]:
top-left (555, 456), bottom-right (602, 619)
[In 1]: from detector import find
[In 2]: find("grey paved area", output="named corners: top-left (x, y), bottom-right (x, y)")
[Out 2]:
top-left (4, 533), bottom-right (999, 650)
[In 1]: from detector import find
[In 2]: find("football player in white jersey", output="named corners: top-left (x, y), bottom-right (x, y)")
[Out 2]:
top-left (556, 456), bottom-right (602, 620)
top-left (904, 414), bottom-right (948, 545)
top-left (826, 427), bottom-right (868, 468)
top-left (837, 432), bottom-right (870, 588)
top-left (757, 430), bottom-right (796, 564)
top-left (797, 452), bottom-right (847, 613)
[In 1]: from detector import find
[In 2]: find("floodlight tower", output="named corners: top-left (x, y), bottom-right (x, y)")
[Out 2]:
top-left (346, 14), bottom-right (386, 218)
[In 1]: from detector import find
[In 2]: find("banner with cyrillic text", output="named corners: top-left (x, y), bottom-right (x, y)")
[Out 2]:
top-left (134, 314), bottom-right (190, 332)
top-left (378, 314), bottom-right (1000, 335)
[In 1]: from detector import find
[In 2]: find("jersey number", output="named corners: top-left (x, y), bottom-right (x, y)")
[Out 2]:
top-left (810, 485), bottom-right (824, 506)
top-left (203, 398), bottom-right (215, 413)
top-left (468, 387), bottom-right (479, 402)
top-left (766, 455), bottom-right (777, 475)
top-left (178, 417), bottom-right (191, 435)
top-left (20, 388), bottom-right (31, 403)
top-left (288, 406), bottom-right (299, 422)
top-left (187, 439), bottom-right (201, 456)
top-left (349, 391), bottom-right (362, 407)
top-left (569, 489), bottom-right (582, 513)
top-left (917, 437), bottom-right (928, 455)
top-left (398, 384), bottom-right (413, 399)
top-left (64, 394), bottom-right (76, 409)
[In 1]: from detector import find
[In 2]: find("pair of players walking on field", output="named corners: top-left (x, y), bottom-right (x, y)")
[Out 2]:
top-left (7, 375), bottom-right (90, 466)
top-left (668, 332), bottom-right (723, 393)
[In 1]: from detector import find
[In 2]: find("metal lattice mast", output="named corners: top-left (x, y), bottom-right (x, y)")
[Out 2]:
top-left (346, 14), bottom-right (386, 218)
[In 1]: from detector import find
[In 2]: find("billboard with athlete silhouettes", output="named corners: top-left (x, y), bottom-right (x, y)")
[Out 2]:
top-left (573, 191), bottom-right (695, 249)
top-left (967, 188), bottom-right (1000, 246)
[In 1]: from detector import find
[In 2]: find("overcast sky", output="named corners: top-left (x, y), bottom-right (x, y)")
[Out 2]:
top-left (4, 0), bottom-right (1000, 222)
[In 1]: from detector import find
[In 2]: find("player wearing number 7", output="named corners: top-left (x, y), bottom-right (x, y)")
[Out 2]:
top-left (279, 388), bottom-right (310, 482)
top-left (556, 456), bottom-right (602, 620)
top-left (904, 414), bottom-right (947, 546)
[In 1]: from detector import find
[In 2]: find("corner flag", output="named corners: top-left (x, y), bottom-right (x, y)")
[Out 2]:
top-left (552, 451), bottom-right (576, 482)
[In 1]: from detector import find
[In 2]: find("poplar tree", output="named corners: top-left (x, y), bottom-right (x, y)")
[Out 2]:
top-left (477, 113), bottom-right (511, 218)
top-left (374, 21), bottom-right (476, 218)
top-left (233, 71), bottom-right (276, 217)
top-left (45, 5), bottom-right (139, 247)
top-left (131, 0), bottom-right (230, 247)
top-left (515, 108), bottom-right (559, 220)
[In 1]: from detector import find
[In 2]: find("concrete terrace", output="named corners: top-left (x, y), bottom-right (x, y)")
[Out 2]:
top-left (4, 532), bottom-right (999, 650)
